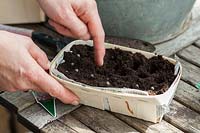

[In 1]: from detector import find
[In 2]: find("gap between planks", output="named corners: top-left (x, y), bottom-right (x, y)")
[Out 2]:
top-left (177, 44), bottom-right (200, 68)
top-left (164, 100), bottom-right (200, 133)
top-left (174, 55), bottom-right (200, 87)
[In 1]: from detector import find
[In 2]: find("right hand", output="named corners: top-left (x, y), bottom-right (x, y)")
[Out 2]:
top-left (37, 0), bottom-right (105, 66)
top-left (0, 31), bottom-right (79, 105)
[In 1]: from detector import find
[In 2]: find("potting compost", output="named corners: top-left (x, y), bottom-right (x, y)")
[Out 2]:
top-left (58, 45), bottom-right (176, 95)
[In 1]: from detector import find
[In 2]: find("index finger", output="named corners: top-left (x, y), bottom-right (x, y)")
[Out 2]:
top-left (85, 8), bottom-right (105, 66)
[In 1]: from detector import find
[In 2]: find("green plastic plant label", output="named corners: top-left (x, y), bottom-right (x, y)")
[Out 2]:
top-left (32, 91), bottom-right (57, 117)
top-left (195, 82), bottom-right (200, 90)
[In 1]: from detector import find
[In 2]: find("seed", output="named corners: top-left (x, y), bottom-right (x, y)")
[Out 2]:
top-left (71, 62), bottom-right (74, 66)
top-left (77, 54), bottom-right (80, 57)
top-left (75, 69), bottom-right (79, 72)
top-left (151, 86), bottom-right (155, 90)
top-left (65, 70), bottom-right (68, 73)
top-left (69, 51), bottom-right (73, 53)
top-left (136, 84), bottom-right (139, 88)
top-left (106, 81), bottom-right (110, 85)
top-left (91, 74), bottom-right (94, 77)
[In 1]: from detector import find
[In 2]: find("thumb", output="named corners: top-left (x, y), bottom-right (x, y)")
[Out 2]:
top-left (28, 44), bottom-right (50, 70)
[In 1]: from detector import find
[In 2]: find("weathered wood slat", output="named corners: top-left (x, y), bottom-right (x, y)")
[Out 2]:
top-left (113, 113), bottom-right (183, 133)
top-left (164, 100), bottom-right (200, 133)
top-left (42, 120), bottom-right (76, 133)
top-left (59, 114), bottom-right (95, 133)
top-left (155, 0), bottom-right (200, 56)
top-left (194, 39), bottom-right (200, 48)
top-left (175, 80), bottom-right (200, 113)
top-left (0, 91), bottom-right (35, 112)
top-left (177, 45), bottom-right (200, 67)
top-left (175, 55), bottom-right (200, 86)
top-left (18, 100), bottom-right (79, 129)
top-left (71, 106), bottom-right (139, 133)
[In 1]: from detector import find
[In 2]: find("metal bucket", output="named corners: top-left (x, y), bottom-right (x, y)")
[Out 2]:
top-left (96, 0), bottom-right (196, 44)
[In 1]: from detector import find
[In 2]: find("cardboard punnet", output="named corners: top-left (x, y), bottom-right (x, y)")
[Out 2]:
top-left (50, 40), bottom-right (182, 123)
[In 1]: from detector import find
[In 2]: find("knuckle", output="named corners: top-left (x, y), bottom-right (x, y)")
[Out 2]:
top-left (39, 50), bottom-right (48, 60)
top-left (53, 11), bottom-right (65, 22)
top-left (95, 31), bottom-right (105, 39)
top-left (87, 0), bottom-right (97, 9)
top-left (49, 88), bottom-right (60, 98)
top-left (76, 26), bottom-right (88, 38)
top-left (54, 14), bottom-right (63, 23)
top-left (23, 68), bottom-right (38, 82)
top-left (101, 30), bottom-right (105, 37)
top-left (54, 8), bottom-right (71, 22)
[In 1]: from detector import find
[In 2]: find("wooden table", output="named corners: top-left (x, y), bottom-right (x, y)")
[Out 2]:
top-left (1, 2), bottom-right (200, 132)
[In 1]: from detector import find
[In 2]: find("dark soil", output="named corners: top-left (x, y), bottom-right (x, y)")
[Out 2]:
top-left (57, 45), bottom-right (176, 95)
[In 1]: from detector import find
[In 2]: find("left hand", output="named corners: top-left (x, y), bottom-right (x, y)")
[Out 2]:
top-left (37, 0), bottom-right (105, 66)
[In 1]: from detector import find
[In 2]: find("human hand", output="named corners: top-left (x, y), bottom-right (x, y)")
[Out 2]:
top-left (37, 0), bottom-right (105, 66)
top-left (0, 31), bottom-right (79, 105)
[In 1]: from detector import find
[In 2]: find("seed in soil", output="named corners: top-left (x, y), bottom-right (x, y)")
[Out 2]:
top-left (136, 84), bottom-right (139, 88)
top-left (151, 86), bottom-right (155, 90)
top-left (75, 69), bottom-right (79, 72)
top-left (106, 81), bottom-right (111, 86)
top-left (91, 74), bottom-right (94, 78)
top-left (71, 62), bottom-right (75, 66)
top-left (77, 54), bottom-right (80, 57)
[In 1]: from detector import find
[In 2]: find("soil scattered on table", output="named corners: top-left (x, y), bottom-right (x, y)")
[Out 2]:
top-left (57, 45), bottom-right (176, 95)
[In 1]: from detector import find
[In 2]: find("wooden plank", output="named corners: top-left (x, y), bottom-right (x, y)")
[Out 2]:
top-left (177, 45), bottom-right (200, 67)
top-left (70, 106), bottom-right (139, 133)
top-left (175, 55), bottom-right (200, 86)
top-left (113, 113), bottom-right (183, 133)
top-left (194, 39), bottom-right (200, 48)
top-left (175, 80), bottom-right (200, 113)
top-left (59, 114), bottom-right (95, 133)
top-left (0, 91), bottom-right (35, 112)
top-left (164, 100), bottom-right (200, 133)
top-left (155, 0), bottom-right (200, 56)
top-left (42, 120), bottom-right (76, 133)
top-left (18, 100), bottom-right (79, 129)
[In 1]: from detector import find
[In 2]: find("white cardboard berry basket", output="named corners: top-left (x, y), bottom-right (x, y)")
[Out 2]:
top-left (50, 40), bottom-right (182, 123)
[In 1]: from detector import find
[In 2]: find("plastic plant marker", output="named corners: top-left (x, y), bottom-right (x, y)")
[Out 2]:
top-left (39, 98), bottom-right (56, 117)
top-left (32, 91), bottom-right (57, 117)
top-left (195, 82), bottom-right (200, 90)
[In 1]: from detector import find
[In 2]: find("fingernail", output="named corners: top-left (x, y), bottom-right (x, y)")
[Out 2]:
top-left (99, 60), bottom-right (103, 66)
top-left (72, 100), bottom-right (79, 106)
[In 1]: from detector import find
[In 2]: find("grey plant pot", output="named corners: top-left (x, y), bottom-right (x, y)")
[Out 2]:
top-left (96, 0), bottom-right (196, 44)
